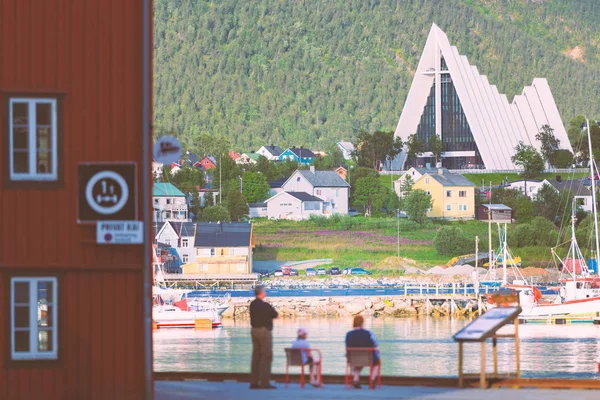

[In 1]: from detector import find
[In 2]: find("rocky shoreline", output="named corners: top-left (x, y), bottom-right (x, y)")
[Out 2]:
top-left (221, 296), bottom-right (484, 319)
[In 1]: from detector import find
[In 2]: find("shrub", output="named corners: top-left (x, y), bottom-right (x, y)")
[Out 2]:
top-left (509, 224), bottom-right (535, 247)
top-left (434, 226), bottom-right (472, 256)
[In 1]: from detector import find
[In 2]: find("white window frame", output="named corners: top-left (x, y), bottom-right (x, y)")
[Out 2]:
top-left (9, 98), bottom-right (58, 181)
top-left (446, 204), bottom-right (452, 211)
top-left (10, 277), bottom-right (58, 360)
top-left (200, 263), bottom-right (209, 272)
top-left (446, 190), bottom-right (452, 197)
top-left (182, 239), bottom-right (188, 248)
top-left (425, 178), bottom-right (430, 184)
top-left (182, 254), bottom-right (189, 263)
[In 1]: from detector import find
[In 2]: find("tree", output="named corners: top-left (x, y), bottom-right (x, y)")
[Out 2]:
top-left (428, 134), bottom-right (444, 164)
top-left (553, 149), bottom-right (574, 168)
top-left (352, 177), bottom-right (389, 216)
top-left (203, 191), bottom-right (215, 208)
top-left (314, 144), bottom-right (345, 170)
top-left (567, 115), bottom-right (587, 150)
top-left (403, 189), bottom-right (432, 225)
top-left (199, 205), bottom-right (230, 222)
top-left (354, 130), bottom-right (402, 170)
top-left (534, 184), bottom-right (573, 226)
top-left (227, 188), bottom-right (249, 221)
top-left (399, 175), bottom-right (414, 198)
top-left (406, 134), bottom-right (426, 159)
top-left (169, 164), bottom-right (204, 194)
top-left (511, 141), bottom-right (544, 178)
top-left (491, 187), bottom-right (522, 212)
top-left (242, 171), bottom-right (270, 203)
top-left (535, 124), bottom-right (560, 167)
top-left (213, 155), bottom-right (242, 200)
top-left (434, 227), bottom-right (472, 256)
top-left (254, 155), bottom-right (277, 181)
top-left (580, 121), bottom-right (600, 164)
top-left (189, 192), bottom-right (201, 219)
top-left (514, 195), bottom-right (534, 222)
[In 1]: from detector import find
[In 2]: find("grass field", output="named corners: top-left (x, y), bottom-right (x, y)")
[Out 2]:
top-left (252, 217), bottom-right (557, 270)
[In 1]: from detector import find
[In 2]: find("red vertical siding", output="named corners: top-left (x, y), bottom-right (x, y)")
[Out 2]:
top-left (0, 0), bottom-right (152, 399)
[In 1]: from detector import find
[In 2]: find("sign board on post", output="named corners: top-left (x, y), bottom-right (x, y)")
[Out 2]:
top-left (78, 163), bottom-right (137, 222)
top-left (97, 221), bottom-right (144, 244)
top-left (153, 136), bottom-right (182, 165)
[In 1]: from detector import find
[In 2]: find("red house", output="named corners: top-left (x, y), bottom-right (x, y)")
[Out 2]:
top-left (199, 155), bottom-right (217, 170)
top-left (0, 1), bottom-right (153, 399)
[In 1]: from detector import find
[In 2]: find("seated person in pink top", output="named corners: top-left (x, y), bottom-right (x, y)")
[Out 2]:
top-left (291, 328), bottom-right (320, 387)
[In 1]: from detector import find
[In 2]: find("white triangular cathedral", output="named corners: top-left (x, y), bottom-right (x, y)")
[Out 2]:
top-left (394, 23), bottom-right (573, 170)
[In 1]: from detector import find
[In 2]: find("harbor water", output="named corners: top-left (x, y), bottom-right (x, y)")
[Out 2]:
top-left (153, 317), bottom-right (600, 379)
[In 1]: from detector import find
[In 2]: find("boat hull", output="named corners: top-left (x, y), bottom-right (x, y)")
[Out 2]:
top-left (519, 297), bottom-right (600, 323)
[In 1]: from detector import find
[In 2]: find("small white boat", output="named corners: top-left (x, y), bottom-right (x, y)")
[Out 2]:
top-left (152, 295), bottom-right (223, 328)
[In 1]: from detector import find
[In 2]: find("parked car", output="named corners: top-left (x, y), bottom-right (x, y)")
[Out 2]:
top-left (306, 268), bottom-right (317, 276)
top-left (329, 267), bottom-right (341, 275)
top-left (273, 269), bottom-right (284, 277)
top-left (349, 267), bottom-right (371, 275)
top-left (290, 269), bottom-right (299, 276)
top-left (281, 265), bottom-right (291, 275)
top-left (317, 267), bottom-right (327, 275)
top-left (348, 208), bottom-right (359, 217)
top-left (342, 268), bottom-right (350, 275)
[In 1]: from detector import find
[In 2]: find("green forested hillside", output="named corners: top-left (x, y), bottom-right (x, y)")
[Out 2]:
top-left (154, 0), bottom-right (600, 151)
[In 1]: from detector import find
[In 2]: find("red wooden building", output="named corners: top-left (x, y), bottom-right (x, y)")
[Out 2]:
top-left (0, 1), bottom-right (153, 399)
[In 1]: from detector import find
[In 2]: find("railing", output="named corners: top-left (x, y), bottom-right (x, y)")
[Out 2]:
top-left (180, 283), bottom-right (559, 297)
top-left (379, 168), bottom-right (588, 176)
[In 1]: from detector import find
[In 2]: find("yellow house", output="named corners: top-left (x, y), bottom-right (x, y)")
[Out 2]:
top-left (412, 171), bottom-right (476, 219)
top-left (181, 221), bottom-right (255, 275)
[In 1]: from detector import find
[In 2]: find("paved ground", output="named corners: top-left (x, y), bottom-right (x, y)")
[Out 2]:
top-left (155, 381), bottom-right (600, 400)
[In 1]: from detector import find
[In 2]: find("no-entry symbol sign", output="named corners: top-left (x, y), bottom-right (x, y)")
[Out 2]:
top-left (78, 163), bottom-right (137, 222)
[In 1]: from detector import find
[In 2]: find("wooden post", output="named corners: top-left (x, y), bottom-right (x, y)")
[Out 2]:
top-left (458, 342), bottom-right (464, 388)
top-left (480, 341), bottom-right (487, 388)
top-left (492, 337), bottom-right (498, 375)
top-left (514, 317), bottom-right (521, 378)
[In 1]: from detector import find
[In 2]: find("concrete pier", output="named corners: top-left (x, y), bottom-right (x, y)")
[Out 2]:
top-left (155, 381), bottom-right (600, 400)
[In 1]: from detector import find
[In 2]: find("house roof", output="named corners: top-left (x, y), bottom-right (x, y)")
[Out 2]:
top-left (337, 141), bottom-right (355, 152)
top-left (546, 179), bottom-right (591, 197)
top-left (481, 204), bottom-right (512, 211)
top-left (507, 179), bottom-right (543, 184)
top-left (294, 169), bottom-right (350, 187)
top-left (269, 177), bottom-right (288, 188)
top-left (168, 221), bottom-right (196, 237)
top-left (286, 192), bottom-right (324, 202)
top-left (194, 222), bottom-right (252, 247)
top-left (186, 152), bottom-right (200, 164)
top-left (261, 145), bottom-right (283, 157)
top-left (244, 152), bottom-right (261, 161)
top-left (153, 182), bottom-right (187, 197)
top-left (425, 173), bottom-right (476, 187)
top-left (285, 147), bottom-right (316, 158)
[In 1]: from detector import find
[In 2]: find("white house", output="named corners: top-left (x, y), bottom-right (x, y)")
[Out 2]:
top-left (394, 166), bottom-right (449, 197)
top-left (282, 167), bottom-right (350, 215)
top-left (256, 145), bottom-right (283, 161)
top-left (265, 192), bottom-right (324, 220)
top-left (248, 202), bottom-right (268, 218)
top-left (336, 141), bottom-right (355, 161)
top-left (505, 179), bottom-right (546, 199)
top-left (546, 179), bottom-right (594, 212)
top-left (152, 160), bottom-right (164, 179)
top-left (154, 221), bottom-right (196, 264)
top-left (153, 182), bottom-right (189, 222)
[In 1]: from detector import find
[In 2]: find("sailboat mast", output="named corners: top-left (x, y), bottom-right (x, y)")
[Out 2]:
top-left (502, 224), bottom-right (508, 285)
top-left (586, 118), bottom-right (600, 271)
top-left (488, 182), bottom-right (494, 280)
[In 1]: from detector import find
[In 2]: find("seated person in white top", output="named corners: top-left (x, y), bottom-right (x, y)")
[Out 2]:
top-left (291, 328), bottom-right (320, 386)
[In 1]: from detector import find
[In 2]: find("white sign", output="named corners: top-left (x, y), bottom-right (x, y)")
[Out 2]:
top-left (153, 136), bottom-right (182, 165)
top-left (97, 221), bottom-right (144, 244)
top-left (86, 170), bottom-right (130, 215)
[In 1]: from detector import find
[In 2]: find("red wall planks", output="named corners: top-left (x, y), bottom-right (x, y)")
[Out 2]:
top-left (0, 0), bottom-right (152, 398)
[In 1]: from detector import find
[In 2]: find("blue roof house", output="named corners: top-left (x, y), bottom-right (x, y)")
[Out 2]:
top-left (278, 146), bottom-right (316, 165)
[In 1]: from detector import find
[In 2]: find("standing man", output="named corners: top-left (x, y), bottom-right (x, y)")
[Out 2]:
top-left (249, 285), bottom-right (278, 389)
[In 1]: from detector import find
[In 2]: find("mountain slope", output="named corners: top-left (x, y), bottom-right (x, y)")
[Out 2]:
top-left (153, 0), bottom-right (600, 151)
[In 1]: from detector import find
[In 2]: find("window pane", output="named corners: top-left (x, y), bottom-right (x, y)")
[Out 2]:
top-left (38, 305), bottom-right (53, 327)
top-left (13, 151), bottom-right (30, 173)
top-left (12, 102), bottom-right (29, 124)
top-left (36, 127), bottom-right (51, 150)
top-left (13, 127), bottom-right (29, 149)
top-left (37, 150), bottom-right (52, 174)
top-left (14, 282), bottom-right (30, 303)
top-left (14, 331), bottom-right (30, 352)
top-left (38, 281), bottom-right (53, 303)
top-left (38, 330), bottom-right (53, 352)
top-left (14, 306), bottom-right (30, 328)
top-left (36, 103), bottom-right (51, 125)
